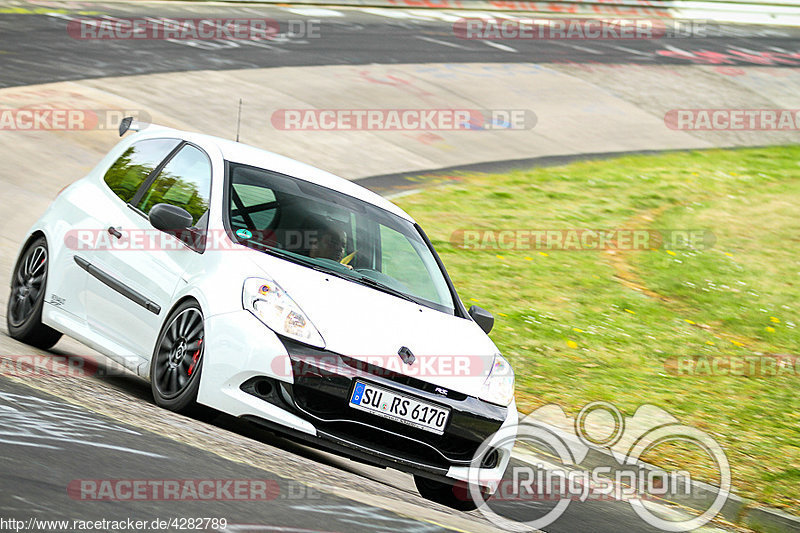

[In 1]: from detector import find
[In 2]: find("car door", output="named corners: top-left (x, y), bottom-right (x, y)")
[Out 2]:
top-left (83, 141), bottom-right (212, 364)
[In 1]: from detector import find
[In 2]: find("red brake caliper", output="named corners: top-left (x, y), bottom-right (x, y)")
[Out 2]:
top-left (187, 338), bottom-right (203, 376)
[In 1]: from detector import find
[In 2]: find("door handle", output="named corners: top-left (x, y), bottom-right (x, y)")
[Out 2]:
top-left (107, 227), bottom-right (122, 239)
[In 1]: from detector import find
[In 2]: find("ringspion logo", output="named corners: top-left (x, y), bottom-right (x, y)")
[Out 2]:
top-left (469, 402), bottom-right (730, 531)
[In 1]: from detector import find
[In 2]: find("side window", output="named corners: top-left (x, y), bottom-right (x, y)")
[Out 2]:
top-left (137, 145), bottom-right (212, 227)
top-left (103, 138), bottom-right (180, 203)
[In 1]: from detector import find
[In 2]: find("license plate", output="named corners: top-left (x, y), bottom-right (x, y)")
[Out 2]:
top-left (349, 381), bottom-right (450, 435)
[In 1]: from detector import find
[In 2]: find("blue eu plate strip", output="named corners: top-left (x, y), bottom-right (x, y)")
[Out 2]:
top-left (351, 382), bottom-right (366, 405)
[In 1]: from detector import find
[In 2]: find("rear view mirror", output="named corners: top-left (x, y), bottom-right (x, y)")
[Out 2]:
top-left (149, 203), bottom-right (192, 233)
top-left (149, 204), bottom-right (206, 251)
top-left (468, 305), bottom-right (494, 334)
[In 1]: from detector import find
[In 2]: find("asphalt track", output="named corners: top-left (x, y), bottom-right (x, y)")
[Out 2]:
top-left (1, 1), bottom-right (798, 532)
top-left (0, 355), bottom-right (730, 533)
top-left (1, 1), bottom-right (800, 88)
top-left (0, 378), bottom-right (444, 533)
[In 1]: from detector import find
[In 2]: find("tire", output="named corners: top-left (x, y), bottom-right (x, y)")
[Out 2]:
top-left (413, 475), bottom-right (492, 512)
top-left (6, 236), bottom-right (62, 350)
top-left (150, 300), bottom-right (205, 413)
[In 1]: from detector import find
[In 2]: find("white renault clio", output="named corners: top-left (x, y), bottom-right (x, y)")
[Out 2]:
top-left (7, 119), bottom-right (517, 509)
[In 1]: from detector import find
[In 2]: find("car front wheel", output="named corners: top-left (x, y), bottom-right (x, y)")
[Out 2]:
top-left (150, 301), bottom-right (205, 412)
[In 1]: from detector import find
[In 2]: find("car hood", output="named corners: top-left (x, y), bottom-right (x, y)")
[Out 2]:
top-left (247, 254), bottom-right (499, 396)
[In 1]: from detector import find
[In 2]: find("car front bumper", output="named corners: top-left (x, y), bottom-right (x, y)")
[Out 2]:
top-left (198, 310), bottom-right (517, 488)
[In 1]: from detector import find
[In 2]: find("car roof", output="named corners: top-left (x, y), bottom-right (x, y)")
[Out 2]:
top-left (130, 124), bottom-right (415, 223)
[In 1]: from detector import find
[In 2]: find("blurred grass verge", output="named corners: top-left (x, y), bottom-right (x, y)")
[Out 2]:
top-left (394, 146), bottom-right (800, 514)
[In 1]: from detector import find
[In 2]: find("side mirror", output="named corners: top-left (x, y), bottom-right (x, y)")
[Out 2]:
top-left (149, 203), bottom-right (192, 233)
top-left (469, 305), bottom-right (494, 334)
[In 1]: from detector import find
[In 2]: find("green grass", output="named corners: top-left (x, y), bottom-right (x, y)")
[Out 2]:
top-left (393, 146), bottom-right (800, 513)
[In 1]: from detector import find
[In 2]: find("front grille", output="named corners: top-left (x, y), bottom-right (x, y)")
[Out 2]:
top-left (248, 336), bottom-right (509, 470)
top-left (292, 382), bottom-right (480, 465)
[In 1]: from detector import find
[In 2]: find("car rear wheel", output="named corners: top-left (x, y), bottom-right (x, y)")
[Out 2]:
top-left (6, 237), bottom-right (62, 350)
top-left (151, 301), bottom-right (205, 412)
top-left (413, 475), bottom-right (491, 512)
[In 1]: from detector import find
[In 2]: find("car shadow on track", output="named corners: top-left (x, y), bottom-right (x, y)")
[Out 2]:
top-left (1, 330), bottom-right (392, 486)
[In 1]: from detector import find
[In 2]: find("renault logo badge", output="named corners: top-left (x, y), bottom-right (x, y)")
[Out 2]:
top-left (398, 346), bottom-right (415, 366)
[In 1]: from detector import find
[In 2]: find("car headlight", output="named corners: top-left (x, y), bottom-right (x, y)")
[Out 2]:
top-left (242, 277), bottom-right (325, 348)
top-left (480, 354), bottom-right (515, 406)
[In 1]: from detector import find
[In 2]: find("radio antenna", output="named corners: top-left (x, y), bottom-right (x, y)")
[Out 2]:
top-left (235, 98), bottom-right (243, 142)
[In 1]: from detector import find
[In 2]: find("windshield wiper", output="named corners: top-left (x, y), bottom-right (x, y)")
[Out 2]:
top-left (351, 276), bottom-right (417, 304)
top-left (247, 242), bottom-right (354, 279)
top-left (245, 241), bottom-right (418, 304)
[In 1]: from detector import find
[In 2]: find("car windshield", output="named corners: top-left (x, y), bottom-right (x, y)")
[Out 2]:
top-left (226, 162), bottom-right (456, 314)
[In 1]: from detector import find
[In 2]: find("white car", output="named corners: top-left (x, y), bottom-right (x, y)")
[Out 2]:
top-left (6, 118), bottom-right (517, 510)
